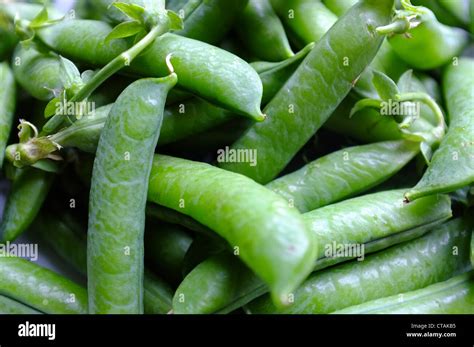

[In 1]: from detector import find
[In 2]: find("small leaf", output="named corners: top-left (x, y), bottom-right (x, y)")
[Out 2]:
top-left (59, 56), bottom-right (82, 89)
top-left (349, 98), bottom-right (382, 118)
top-left (372, 70), bottom-right (399, 101)
top-left (167, 10), bottom-right (184, 30)
top-left (30, 7), bottom-right (49, 27)
top-left (397, 69), bottom-right (414, 93)
top-left (44, 97), bottom-right (60, 118)
top-left (105, 21), bottom-right (143, 43)
top-left (32, 159), bottom-right (62, 173)
top-left (132, 29), bottom-right (147, 46)
top-left (420, 141), bottom-right (433, 164)
top-left (113, 2), bottom-right (146, 22)
top-left (81, 70), bottom-right (96, 84)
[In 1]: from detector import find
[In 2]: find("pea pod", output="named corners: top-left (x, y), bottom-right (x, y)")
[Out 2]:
top-left (0, 257), bottom-right (87, 314)
top-left (147, 154), bottom-right (316, 306)
top-left (172, 0), bottom-right (248, 44)
top-left (236, 0), bottom-right (294, 61)
top-left (385, 5), bottom-right (468, 70)
top-left (0, 168), bottom-right (54, 242)
top-left (0, 295), bottom-right (42, 314)
top-left (37, 211), bottom-right (174, 314)
top-left (335, 272), bottom-right (474, 314)
top-left (267, 140), bottom-right (420, 213)
top-left (36, 20), bottom-right (264, 120)
top-left (437, 0), bottom-right (470, 26)
top-left (88, 73), bottom-right (177, 313)
top-left (219, 0), bottom-right (395, 183)
top-left (405, 58), bottom-right (474, 201)
top-left (270, 0), bottom-right (337, 47)
top-left (322, 0), bottom-right (357, 16)
top-left (173, 190), bottom-right (452, 313)
top-left (0, 62), bottom-right (15, 169)
top-left (247, 217), bottom-right (471, 314)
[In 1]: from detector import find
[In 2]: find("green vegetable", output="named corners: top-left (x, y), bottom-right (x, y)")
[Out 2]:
top-left (0, 295), bottom-right (42, 314)
top-left (0, 62), bottom-right (15, 169)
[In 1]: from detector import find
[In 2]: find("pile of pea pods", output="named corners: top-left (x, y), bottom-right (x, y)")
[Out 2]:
top-left (0, 0), bottom-right (473, 315)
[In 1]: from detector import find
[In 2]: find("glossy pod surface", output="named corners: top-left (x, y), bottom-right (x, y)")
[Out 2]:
top-left (247, 218), bottom-right (472, 314)
top-left (219, 0), bottom-right (394, 183)
top-left (147, 154), bottom-right (316, 305)
top-left (36, 20), bottom-right (264, 120)
top-left (0, 295), bottom-right (42, 314)
top-left (0, 62), bottom-right (15, 168)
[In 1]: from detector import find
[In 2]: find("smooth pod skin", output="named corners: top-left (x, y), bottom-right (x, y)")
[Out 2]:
top-left (388, 9), bottom-right (469, 70)
top-left (437, 0), bottom-right (470, 26)
top-left (0, 62), bottom-right (15, 168)
top-left (37, 212), bottom-right (174, 314)
top-left (11, 44), bottom-right (63, 101)
top-left (87, 75), bottom-right (177, 314)
top-left (267, 140), bottom-right (420, 213)
top-left (0, 257), bottom-right (87, 314)
top-left (36, 20), bottom-right (264, 120)
top-left (0, 168), bottom-right (54, 242)
top-left (145, 222), bottom-right (193, 285)
top-left (236, 0), bottom-right (294, 62)
top-left (406, 58), bottom-right (474, 201)
top-left (271, 0), bottom-right (337, 47)
top-left (173, 0), bottom-right (248, 44)
top-left (219, 0), bottom-right (395, 183)
top-left (0, 295), bottom-right (42, 314)
top-left (172, 189), bottom-right (452, 314)
top-left (322, 0), bottom-right (357, 16)
top-left (335, 272), bottom-right (474, 314)
top-left (147, 154), bottom-right (316, 305)
top-left (247, 218), bottom-right (472, 314)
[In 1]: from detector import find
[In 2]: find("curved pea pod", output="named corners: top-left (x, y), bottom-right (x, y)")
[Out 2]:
top-left (335, 271), bottom-right (474, 314)
top-left (147, 154), bottom-right (316, 306)
top-left (145, 222), bottom-right (193, 285)
top-left (387, 8), bottom-right (468, 70)
top-left (172, 189), bottom-right (452, 314)
top-left (247, 217), bottom-right (472, 314)
top-left (236, 0), bottom-right (293, 61)
top-left (270, 0), bottom-right (337, 47)
top-left (88, 74), bottom-right (177, 314)
top-left (11, 44), bottom-right (63, 101)
top-left (267, 140), bottom-right (420, 213)
top-left (252, 42), bottom-right (313, 105)
top-left (0, 257), bottom-right (87, 314)
top-left (405, 58), bottom-right (474, 201)
top-left (0, 295), bottom-right (42, 314)
top-left (173, 0), bottom-right (248, 44)
top-left (322, 0), bottom-right (357, 16)
top-left (437, 0), bottom-right (470, 26)
top-left (37, 211), bottom-right (174, 314)
top-left (0, 63), bottom-right (15, 169)
top-left (219, 0), bottom-right (395, 183)
top-left (412, 0), bottom-right (464, 27)
top-left (36, 20), bottom-right (265, 120)
top-left (0, 168), bottom-right (54, 242)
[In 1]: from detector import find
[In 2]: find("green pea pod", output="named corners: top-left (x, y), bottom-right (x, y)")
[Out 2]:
top-left (148, 154), bottom-right (316, 306)
top-left (335, 271), bottom-right (474, 314)
top-left (219, 0), bottom-right (395, 183)
top-left (267, 140), bottom-right (420, 213)
top-left (0, 168), bottom-right (54, 242)
top-left (88, 74), bottom-right (177, 313)
top-left (36, 20), bottom-right (264, 121)
top-left (236, 0), bottom-right (294, 61)
top-left (0, 3), bottom-right (62, 21)
top-left (0, 257), bottom-right (87, 314)
top-left (173, 0), bottom-right (248, 44)
top-left (437, 0), bottom-right (470, 26)
top-left (252, 42), bottom-right (314, 105)
top-left (0, 62), bottom-right (15, 169)
top-left (0, 295), bottom-right (42, 314)
top-left (412, 0), bottom-right (464, 27)
top-left (271, 0), bottom-right (337, 47)
top-left (173, 189), bottom-right (452, 314)
top-left (37, 212), bottom-right (174, 314)
top-left (145, 222), bottom-right (193, 285)
top-left (386, 8), bottom-right (468, 70)
top-left (406, 58), bottom-right (474, 201)
top-left (322, 0), bottom-right (357, 16)
top-left (247, 217), bottom-right (471, 314)
top-left (11, 44), bottom-right (63, 101)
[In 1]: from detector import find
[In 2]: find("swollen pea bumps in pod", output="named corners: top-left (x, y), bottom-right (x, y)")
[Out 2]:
top-left (88, 71), bottom-right (177, 313)
top-left (405, 58), bottom-right (474, 201)
top-left (172, 189), bottom-right (452, 314)
top-left (0, 62), bottom-right (15, 168)
top-left (147, 154), bottom-right (316, 305)
top-left (36, 20), bottom-right (265, 120)
top-left (247, 218), bottom-right (471, 314)
top-left (219, 0), bottom-right (395, 183)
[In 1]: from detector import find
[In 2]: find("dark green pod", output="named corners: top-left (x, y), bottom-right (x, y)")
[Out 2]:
top-left (0, 62), bottom-right (15, 169)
